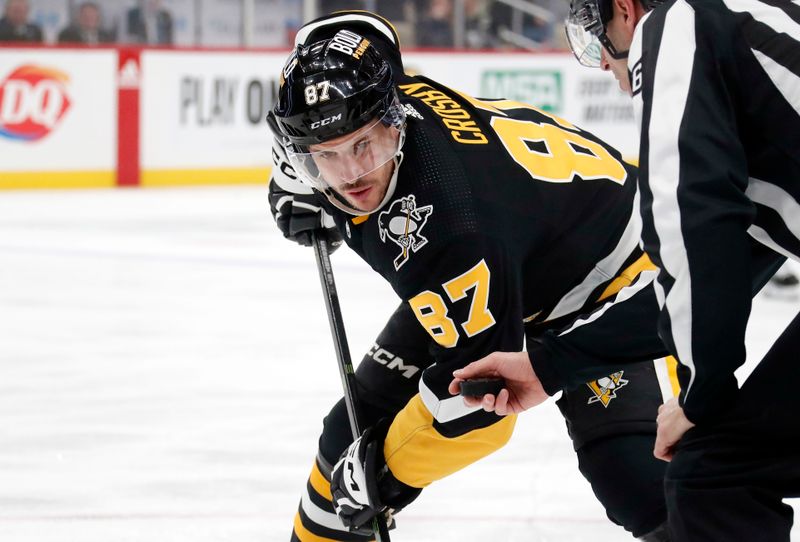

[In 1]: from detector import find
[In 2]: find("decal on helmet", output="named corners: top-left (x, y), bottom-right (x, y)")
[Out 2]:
top-left (310, 112), bottom-right (342, 130)
top-left (304, 80), bottom-right (331, 105)
top-left (280, 50), bottom-right (298, 87)
top-left (327, 29), bottom-right (371, 60)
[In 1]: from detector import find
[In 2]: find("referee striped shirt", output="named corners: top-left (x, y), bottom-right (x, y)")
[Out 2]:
top-left (630, 0), bottom-right (800, 423)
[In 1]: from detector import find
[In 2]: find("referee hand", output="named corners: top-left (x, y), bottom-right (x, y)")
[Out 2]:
top-left (654, 397), bottom-right (695, 461)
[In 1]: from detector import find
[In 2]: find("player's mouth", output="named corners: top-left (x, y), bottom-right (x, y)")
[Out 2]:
top-left (346, 185), bottom-right (373, 202)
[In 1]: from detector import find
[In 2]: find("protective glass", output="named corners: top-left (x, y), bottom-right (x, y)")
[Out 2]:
top-left (286, 100), bottom-right (406, 192)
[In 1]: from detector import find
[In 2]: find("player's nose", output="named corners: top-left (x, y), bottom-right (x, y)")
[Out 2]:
top-left (332, 157), bottom-right (361, 185)
top-left (599, 48), bottom-right (611, 71)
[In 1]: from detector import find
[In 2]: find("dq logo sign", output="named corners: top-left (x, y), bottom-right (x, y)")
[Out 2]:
top-left (0, 65), bottom-right (72, 141)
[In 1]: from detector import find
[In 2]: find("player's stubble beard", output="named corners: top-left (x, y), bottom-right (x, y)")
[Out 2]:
top-left (338, 158), bottom-right (396, 213)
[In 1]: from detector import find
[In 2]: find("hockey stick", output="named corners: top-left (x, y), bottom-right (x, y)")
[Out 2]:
top-left (312, 232), bottom-right (392, 542)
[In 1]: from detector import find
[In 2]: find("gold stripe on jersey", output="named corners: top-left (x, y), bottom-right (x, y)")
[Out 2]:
top-left (351, 215), bottom-right (369, 225)
top-left (398, 82), bottom-right (489, 145)
top-left (383, 394), bottom-right (516, 488)
top-left (453, 91), bottom-right (577, 130)
top-left (666, 355), bottom-right (681, 396)
top-left (597, 253), bottom-right (657, 302)
top-left (292, 511), bottom-right (341, 542)
top-left (309, 460), bottom-right (333, 501)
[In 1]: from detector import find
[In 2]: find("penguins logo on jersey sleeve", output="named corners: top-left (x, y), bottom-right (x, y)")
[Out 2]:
top-left (378, 195), bottom-right (433, 270)
top-left (586, 371), bottom-right (629, 407)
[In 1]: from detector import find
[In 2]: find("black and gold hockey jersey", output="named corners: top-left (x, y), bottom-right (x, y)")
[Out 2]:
top-left (273, 11), bottom-right (668, 493)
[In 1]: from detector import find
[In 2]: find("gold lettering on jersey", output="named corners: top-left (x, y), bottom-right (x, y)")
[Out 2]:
top-left (454, 90), bottom-right (577, 131)
top-left (399, 82), bottom-right (488, 145)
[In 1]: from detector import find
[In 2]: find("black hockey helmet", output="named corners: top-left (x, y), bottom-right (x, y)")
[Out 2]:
top-left (270, 30), bottom-right (399, 147)
top-left (565, 0), bottom-right (665, 66)
top-left (268, 30), bottom-right (407, 216)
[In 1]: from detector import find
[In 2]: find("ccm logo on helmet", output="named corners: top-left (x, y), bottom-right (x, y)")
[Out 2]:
top-left (328, 29), bottom-right (370, 60)
top-left (310, 113), bottom-right (342, 129)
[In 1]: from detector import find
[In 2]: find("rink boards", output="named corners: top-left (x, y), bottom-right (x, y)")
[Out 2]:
top-left (0, 46), bottom-right (638, 189)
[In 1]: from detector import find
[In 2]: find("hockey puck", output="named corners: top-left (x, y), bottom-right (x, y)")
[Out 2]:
top-left (459, 378), bottom-right (505, 397)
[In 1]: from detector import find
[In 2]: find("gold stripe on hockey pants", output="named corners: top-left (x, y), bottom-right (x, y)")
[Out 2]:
top-left (309, 460), bottom-right (333, 501)
top-left (384, 394), bottom-right (516, 488)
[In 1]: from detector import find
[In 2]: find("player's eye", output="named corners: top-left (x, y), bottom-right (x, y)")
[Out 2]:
top-left (317, 151), bottom-right (336, 160)
top-left (353, 139), bottom-right (370, 156)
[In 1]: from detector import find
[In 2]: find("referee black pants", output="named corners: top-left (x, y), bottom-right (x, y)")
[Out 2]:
top-left (665, 311), bottom-right (800, 541)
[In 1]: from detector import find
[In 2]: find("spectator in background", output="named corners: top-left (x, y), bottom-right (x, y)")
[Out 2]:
top-left (416, 0), bottom-right (453, 47)
top-left (126, 0), bottom-right (173, 45)
top-left (464, 0), bottom-right (491, 48)
top-left (58, 2), bottom-right (114, 45)
top-left (489, 1), bottom-right (553, 46)
top-left (0, 0), bottom-right (42, 42)
top-left (375, 0), bottom-right (408, 21)
top-left (320, 0), bottom-right (364, 13)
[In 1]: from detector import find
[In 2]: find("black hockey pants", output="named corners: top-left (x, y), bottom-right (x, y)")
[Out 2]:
top-left (665, 311), bottom-right (800, 541)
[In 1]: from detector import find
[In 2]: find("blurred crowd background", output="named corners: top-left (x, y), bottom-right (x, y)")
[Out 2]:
top-left (0, 0), bottom-right (569, 49)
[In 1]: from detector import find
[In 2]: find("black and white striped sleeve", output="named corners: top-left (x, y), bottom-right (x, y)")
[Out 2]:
top-left (632, 0), bottom-right (758, 424)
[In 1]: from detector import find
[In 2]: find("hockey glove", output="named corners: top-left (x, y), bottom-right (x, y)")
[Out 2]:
top-left (330, 421), bottom-right (421, 533)
top-left (268, 180), bottom-right (341, 247)
top-left (268, 139), bottom-right (342, 249)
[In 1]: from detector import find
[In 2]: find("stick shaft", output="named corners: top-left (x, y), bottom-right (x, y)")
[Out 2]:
top-left (312, 233), bottom-right (391, 542)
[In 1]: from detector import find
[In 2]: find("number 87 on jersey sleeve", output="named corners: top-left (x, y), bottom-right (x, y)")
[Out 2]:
top-left (408, 259), bottom-right (496, 348)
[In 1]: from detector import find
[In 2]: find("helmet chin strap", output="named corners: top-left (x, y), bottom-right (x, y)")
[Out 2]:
top-left (323, 123), bottom-right (407, 217)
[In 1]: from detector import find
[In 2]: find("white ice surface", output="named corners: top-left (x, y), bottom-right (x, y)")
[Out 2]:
top-left (0, 186), bottom-right (796, 542)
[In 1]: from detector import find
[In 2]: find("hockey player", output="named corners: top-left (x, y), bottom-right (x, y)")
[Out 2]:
top-left (457, 0), bottom-right (800, 539)
top-left (268, 11), bottom-right (676, 541)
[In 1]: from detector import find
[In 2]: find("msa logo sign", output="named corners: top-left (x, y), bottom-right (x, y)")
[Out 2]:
top-left (310, 113), bottom-right (341, 129)
top-left (0, 65), bottom-right (71, 141)
top-left (480, 70), bottom-right (563, 113)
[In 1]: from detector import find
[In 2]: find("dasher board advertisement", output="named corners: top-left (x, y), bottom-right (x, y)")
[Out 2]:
top-left (0, 49), bottom-right (117, 188)
top-left (404, 52), bottom-right (638, 159)
top-left (139, 50), bottom-right (286, 185)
